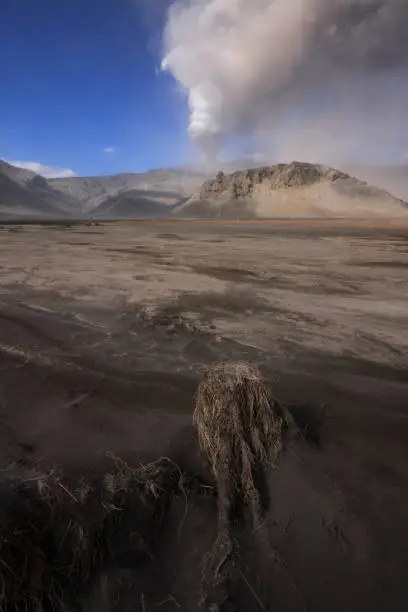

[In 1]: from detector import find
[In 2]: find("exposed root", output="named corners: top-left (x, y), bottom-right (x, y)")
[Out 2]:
top-left (194, 361), bottom-right (289, 532)
top-left (194, 361), bottom-right (292, 609)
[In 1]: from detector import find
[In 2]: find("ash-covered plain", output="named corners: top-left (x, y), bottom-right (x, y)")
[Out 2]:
top-left (0, 219), bottom-right (407, 611)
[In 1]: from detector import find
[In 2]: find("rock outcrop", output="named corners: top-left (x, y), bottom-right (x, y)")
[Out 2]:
top-left (173, 162), bottom-right (408, 219)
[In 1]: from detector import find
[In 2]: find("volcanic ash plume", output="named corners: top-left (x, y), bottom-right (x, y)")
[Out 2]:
top-left (161, 0), bottom-right (408, 160)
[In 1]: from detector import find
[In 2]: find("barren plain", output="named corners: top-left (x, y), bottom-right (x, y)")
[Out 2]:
top-left (0, 219), bottom-right (407, 611)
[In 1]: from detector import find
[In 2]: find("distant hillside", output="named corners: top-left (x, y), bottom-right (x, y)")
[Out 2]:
top-left (173, 162), bottom-right (408, 219)
top-left (4, 159), bottom-right (408, 220)
top-left (1, 161), bottom-right (210, 219)
top-left (92, 190), bottom-right (172, 219)
top-left (0, 160), bottom-right (80, 218)
top-left (50, 167), bottom-right (209, 212)
top-left (0, 160), bottom-right (39, 184)
top-left (345, 164), bottom-right (408, 202)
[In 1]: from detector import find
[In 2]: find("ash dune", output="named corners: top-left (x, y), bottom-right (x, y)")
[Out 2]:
top-left (174, 162), bottom-right (408, 219)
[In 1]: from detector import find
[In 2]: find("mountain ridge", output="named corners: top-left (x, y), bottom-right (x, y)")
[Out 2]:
top-left (0, 160), bottom-right (81, 218)
top-left (2, 159), bottom-right (408, 219)
top-left (49, 167), bottom-right (210, 212)
top-left (173, 162), bottom-right (408, 219)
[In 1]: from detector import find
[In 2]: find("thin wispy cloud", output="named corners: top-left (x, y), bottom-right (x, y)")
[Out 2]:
top-left (7, 160), bottom-right (77, 179)
top-left (103, 147), bottom-right (116, 154)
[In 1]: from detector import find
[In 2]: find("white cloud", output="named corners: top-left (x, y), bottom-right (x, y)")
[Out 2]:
top-left (103, 147), bottom-right (116, 154)
top-left (7, 160), bottom-right (77, 179)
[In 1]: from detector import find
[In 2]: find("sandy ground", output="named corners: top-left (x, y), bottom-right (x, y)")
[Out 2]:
top-left (0, 220), bottom-right (408, 611)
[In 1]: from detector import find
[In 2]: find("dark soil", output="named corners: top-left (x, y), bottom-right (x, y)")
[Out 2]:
top-left (0, 306), bottom-right (407, 611)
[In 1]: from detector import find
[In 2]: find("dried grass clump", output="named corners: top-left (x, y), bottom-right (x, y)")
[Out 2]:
top-left (99, 456), bottom-right (181, 565)
top-left (0, 457), bottom-right (182, 612)
top-left (194, 362), bottom-right (288, 532)
top-left (0, 466), bottom-right (94, 612)
top-left (194, 362), bottom-right (290, 610)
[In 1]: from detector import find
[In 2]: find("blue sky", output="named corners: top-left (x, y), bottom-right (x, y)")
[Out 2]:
top-left (2, 0), bottom-right (407, 178)
top-left (0, 0), bottom-right (190, 177)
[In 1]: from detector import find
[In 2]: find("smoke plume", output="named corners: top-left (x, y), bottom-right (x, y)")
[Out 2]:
top-left (161, 0), bottom-right (408, 163)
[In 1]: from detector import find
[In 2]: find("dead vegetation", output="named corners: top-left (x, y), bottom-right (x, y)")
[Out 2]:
top-left (194, 361), bottom-right (288, 531)
top-left (0, 360), bottom-right (316, 612)
top-left (193, 362), bottom-right (291, 610)
top-left (0, 457), bottom-right (182, 612)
